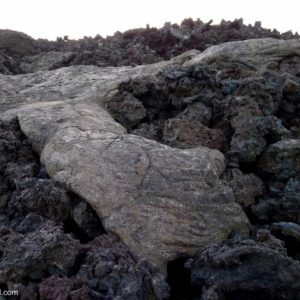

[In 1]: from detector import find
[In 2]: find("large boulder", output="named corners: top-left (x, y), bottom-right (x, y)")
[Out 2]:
top-left (17, 101), bottom-right (248, 273)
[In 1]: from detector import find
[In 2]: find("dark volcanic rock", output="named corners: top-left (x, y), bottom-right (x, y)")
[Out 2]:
top-left (258, 139), bottom-right (300, 181)
top-left (163, 117), bottom-right (224, 150)
top-left (0, 30), bottom-right (37, 74)
top-left (0, 119), bottom-right (105, 237)
top-left (38, 234), bottom-right (169, 300)
top-left (0, 19), bottom-right (299, 75)
top-left (1, 26), bottom-right (300, 299)
top-left (186, 238), bottom-right (300, 300)
top-left (0, 30), bottom-right (37, 55)
top-left (229, 115), bottom-right (289, 165)
top-left (7, 178), bottom-right (71, 222)
top-left (32, 18), bottom-right (298, 70)
top-left (0, 51), bottom-right (249, 273)
top-left (0, 119), bottom-right (169, 299)
top-left (100, 42), bottom-right (300, 299)
top-left (222, 169), bottom-right (265, 209)
top-left (107, 63), bottom-right (220, 148)
top-left (0, 51), bottom-right (19, 75)
top-left (251, 176), bottom-right (300, 224)
top-left (19, 51), bottom-right (76, 73)
top-left (271, 222), bottom-right (300, 260)
top-left (0, 221), bottom-right (82, 283)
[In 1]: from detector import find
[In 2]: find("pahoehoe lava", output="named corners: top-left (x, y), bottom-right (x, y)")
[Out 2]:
top-left (0, 19), bottom-right (300, 300)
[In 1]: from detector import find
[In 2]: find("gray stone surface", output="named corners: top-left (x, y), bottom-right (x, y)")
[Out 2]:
top-left (0, 29), bottom-right (36, 55)
top-left (184, 38), bottom-right (300, 72)
top-left (0, 50), bottom-right (198, 116)
top-left (17, 101), bottom-right (248, 272)
top-left (5, 38), bottom-right (299, 272)
top-left (20, 51), bottom-right (76, 73)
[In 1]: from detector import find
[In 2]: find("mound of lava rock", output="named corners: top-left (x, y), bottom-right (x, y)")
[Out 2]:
top-left (0, 20), bottom-right (300, 300)
top-left (0, 119), bottom-right (169, 300)
top-left (106, 45), bottom-right (300, 299)
top-left (0, 18), bottom-right (299, 75)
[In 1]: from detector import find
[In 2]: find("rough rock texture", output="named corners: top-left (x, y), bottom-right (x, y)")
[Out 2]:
top-left (258, 139), bottom-right (300, 180)
top-left (0, 19), bottom-right (299, 75)
top-left (0, 47), bottom-right (252, 273)
top-left (0, 119), bottom-right (104, 237)
top-left (0, 119), bottom-right (169, 300)
top-left (222, 169), bottom-right (265, 209)
top-left (0, 221), bottom-right (82, 283)
top-left (0, 51), bottom-right (18, 75)
top-left (19, 51), bottom-right (76, 73)
top-left (17, 101), bottom-right (247, 273)
top-left (0, 50), bottom-right (197, 114)
top-left (104, 39), bottom-right (300, 235)
top-left (271, 222), bottom-right (300, 260)
top-left (1, 26), bottom-right (300, 299)
top-left (186, 238), bottom-right (300, 300)
top-left (184, 38), bottom-right (300, 72)
top-left (0, 30), bottom-right (37, 55)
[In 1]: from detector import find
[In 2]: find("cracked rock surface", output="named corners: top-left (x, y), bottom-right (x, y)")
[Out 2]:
top-left (0, 44), bottom-right (255, 273)
top-left (16, 101), bottom-right (248, 273)
top-left (1, 27), bottom-right (300, 300)
top-left (0, 19), bottom-right (299, 74)
top-left (0, 119), bottom-right (169, 300)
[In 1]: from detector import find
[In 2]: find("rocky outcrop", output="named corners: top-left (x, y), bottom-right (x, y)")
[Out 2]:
top-left (1, 34), bottom-right (300, 299)
top-left (186, 237), bottom-right (300, 300)
top-left (0, 30), bottom-right (37, 55)
top-left (0, 48), bottom-right (251, 273)
top-left (17, 101), bottom-right (247, 273)
top-left (19, 51), bottom-right (76, 73)
top-left (0, 119), bottom-right (169, 299)
top-left (0, 19), bottom-right (299, 76)
top-left (0, 50), bottom-right (197, 114)
top-left (184, 38), bottom-right (300, 73)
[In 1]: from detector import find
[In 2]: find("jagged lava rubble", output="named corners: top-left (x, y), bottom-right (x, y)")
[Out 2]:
top-left (0, 19), bottom-right (300, 300)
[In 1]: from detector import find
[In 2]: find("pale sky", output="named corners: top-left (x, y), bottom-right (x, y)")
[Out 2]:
top-left (0, 0), bottom-right (299, 40)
